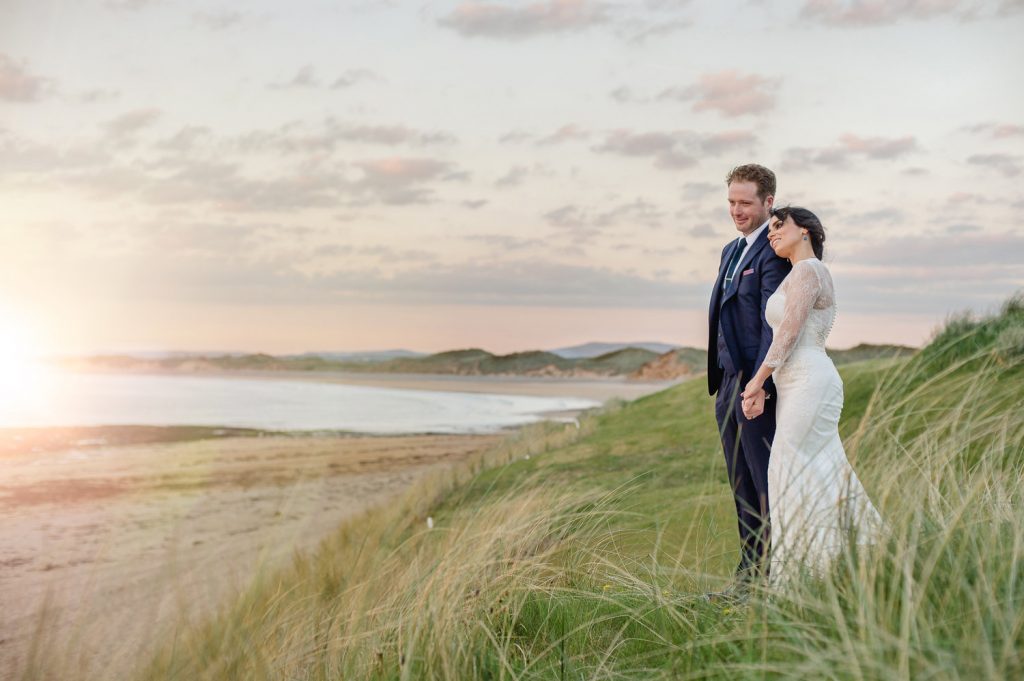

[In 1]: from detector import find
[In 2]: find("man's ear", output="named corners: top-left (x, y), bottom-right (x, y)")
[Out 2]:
top-left (765, 195), bottom-right (775, 211)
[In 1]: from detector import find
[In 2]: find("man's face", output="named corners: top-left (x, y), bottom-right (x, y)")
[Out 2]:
top-left (727, 180), bottom-right (773, 236)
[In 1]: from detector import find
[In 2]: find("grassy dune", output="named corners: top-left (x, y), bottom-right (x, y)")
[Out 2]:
top-left (40, 296), bottom-right (1020, 680)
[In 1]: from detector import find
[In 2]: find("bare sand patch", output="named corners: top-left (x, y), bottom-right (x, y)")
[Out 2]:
top-left (0, 431), bottom-right (501, 680)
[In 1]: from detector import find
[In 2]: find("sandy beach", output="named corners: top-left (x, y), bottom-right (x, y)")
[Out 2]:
top-left (0, 430), bottom-right (502, 680)
top-left (0, 373), bottom-right (683, 678)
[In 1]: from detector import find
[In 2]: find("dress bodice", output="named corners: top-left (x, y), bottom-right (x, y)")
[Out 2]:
top-left (764, 258), bottom-right (836, 368)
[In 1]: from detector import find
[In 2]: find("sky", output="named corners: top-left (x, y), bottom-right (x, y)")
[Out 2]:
top-left (1, 0), bottom-right (1022, 356)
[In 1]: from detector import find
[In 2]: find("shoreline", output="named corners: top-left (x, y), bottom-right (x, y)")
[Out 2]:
top-left (60, 366), bottom-right (688, 401)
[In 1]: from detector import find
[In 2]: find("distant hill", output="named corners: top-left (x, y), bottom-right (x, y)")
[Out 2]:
top-left (58, 346), bottom-right (666, 378)
top-left (827, 343), bottom-right (916, 365)
top-left (627, 343), bottom-right (918, 380)
top-left (630, 347), bottom-right (708, 379)
top-left (285, 349), bottom-right (426, 363)
top-left (549, 342), bottom-right (681, 359)
top-left (56, 342), bottom-right (918, 379)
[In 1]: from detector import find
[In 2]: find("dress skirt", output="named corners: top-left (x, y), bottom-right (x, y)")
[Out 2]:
top-left (767, 346), bottom-right (885, 583)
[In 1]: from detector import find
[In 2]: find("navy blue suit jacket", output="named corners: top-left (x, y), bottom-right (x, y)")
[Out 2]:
top-left (707, 228), bottom-right (791, 396)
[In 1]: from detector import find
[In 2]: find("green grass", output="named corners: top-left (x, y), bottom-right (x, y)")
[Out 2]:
top-left (33, 295), bottom-right (1022, 680)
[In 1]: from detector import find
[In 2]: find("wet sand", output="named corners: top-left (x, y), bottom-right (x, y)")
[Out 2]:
top-left (0, 431), bottom-right (502, 680)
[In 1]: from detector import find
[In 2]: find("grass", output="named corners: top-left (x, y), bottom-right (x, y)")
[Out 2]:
top-left (28, 296), bottom-right (1024, 680)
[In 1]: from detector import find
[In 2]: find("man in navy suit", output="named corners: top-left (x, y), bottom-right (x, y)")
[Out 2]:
top-left (707, 164), bottom-right (791, 594)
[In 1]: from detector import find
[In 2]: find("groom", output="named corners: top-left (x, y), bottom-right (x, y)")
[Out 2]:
top-left (707, 164), bottom-right (790, 593)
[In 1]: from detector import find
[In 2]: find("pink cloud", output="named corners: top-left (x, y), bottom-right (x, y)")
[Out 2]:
top-left (662, 70), bottom-right (777, 117)
top-left (440, 0), bottom-right (607, 38)
top-left (0, 54), bottom-right (51, 102)
top-left (838, 133), bottom-right (918, 159)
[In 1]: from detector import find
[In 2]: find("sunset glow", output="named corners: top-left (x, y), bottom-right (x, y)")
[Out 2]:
top-left (1, 2), bottom-right (1022, 355)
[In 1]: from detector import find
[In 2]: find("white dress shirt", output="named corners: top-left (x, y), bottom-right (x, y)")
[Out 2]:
top-left (723, 219), bottom-right (769, 289)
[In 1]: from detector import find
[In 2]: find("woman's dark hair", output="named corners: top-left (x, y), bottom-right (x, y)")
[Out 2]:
top-left (771, 205), bottom-right (826, 260)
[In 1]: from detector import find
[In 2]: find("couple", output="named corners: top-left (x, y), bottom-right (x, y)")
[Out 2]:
top-left (707, 163), bottom-right (884, 595)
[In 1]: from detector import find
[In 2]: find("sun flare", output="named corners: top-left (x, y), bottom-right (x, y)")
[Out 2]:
top-left (0, 313), bottom-right (56, 419)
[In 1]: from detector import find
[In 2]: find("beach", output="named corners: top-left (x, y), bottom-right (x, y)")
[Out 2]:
top-left (0, 373), bottom-right (680, 679)
top-left (0, 430), bottom-right (503, 679)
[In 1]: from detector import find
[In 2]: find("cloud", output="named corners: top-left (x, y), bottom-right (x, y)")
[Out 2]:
top-left (0, 54), bottom-right (52, 102)
top-left (495, 163), bottom-right (553, 188)
top-left (231, 119), bottom-right (456, 155)
top-left (269, 65), bottom-right (319, 89)
top-left (838, 133), bottom-right (918, 159)
top-left (4, 118), bottom-right (464, 211)
top-left (156, 125), bottom-right (214, 153)
top-left (944, 223), bottom-right (982, 234)
top-left (311, 259), bottom-right (704, 307)
top-left (961, 122), bottom-right (1024, 139)
top-left (967, 153), bottom-right (1022, 176)
top-left (138, 160), bottom-right (345, 211)
top-left (498, 129), bottom-right (534, 144)
top-left (192, 10), bottom-right (247, 30)
top-left (616, 17), bottom-right (691, 43)
top-left (330, 69), bottom-right (379, 89)
top-left (137, 254), bottom-right (707, 308)
top-left (352, 157), bottom-right (465, 205)
top-left (495, 165), bottom-right (530, 188)
top-left (781, 133), bottom-right (919, 170)
top-left (591, 128), bottom-right (756, 170)
top-left (354, 245), bottom-right (439, 263)
top-left (945, 191), bottom-right (989, 205)
top-left (439, 0), bottom-right (609, 39)
top-left (841, 207), bottom-right (905, 226)
top-left (609, 86), bottom-right (635, 103)
top-left (104, 0), bottom-right (162, 10)
top-left (78, 88), bottom-right (121, 103)
top-left (101, 108), bottom-right (162, 138)
top-left (462, 199), bottom-right (489, 209)
top-left (680, 181), bottom-right (719, 200)
top-left (536, 123), bottom-right (590, 146)
top-left (592, 130), bottom-right (691, 169)
top-left (799, 0), bottom-right (963, 26)
top-left (0, 129), bottom-right (109, 176)
top-left (338, 125), bottom-right (455, 146)
top-left (830, 231), bottom-right (1024, 314)
top-left (463, 233), bottom-right (544, 250)
top-left (544, 198), bottom-right (666, 234)
top-left (659, 70), bottom-right (778, 117)
top-left (702, 130), bottom-right (758, 155)
top-left (55, 152), bottom-right (347, 213)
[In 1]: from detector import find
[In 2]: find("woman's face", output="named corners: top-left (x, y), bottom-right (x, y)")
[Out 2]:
top-left (768, 214), bottom-right (805, 259)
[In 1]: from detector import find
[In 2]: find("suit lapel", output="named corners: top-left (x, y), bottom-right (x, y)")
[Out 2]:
top-left (721, 230), bottom-right (769, 304)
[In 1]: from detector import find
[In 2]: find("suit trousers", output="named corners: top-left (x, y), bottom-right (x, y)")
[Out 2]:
top-left (715, 368), bottom-right (777, 579)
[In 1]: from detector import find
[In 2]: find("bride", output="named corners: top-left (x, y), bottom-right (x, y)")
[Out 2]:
top-left (740, 206), bottom-right (885, 584)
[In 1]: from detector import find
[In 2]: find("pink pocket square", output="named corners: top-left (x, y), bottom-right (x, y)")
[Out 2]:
top-left (742, 268), bottom-right (754, 276)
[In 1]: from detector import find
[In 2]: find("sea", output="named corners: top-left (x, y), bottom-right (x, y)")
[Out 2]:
top-left (0, 370), bottom-right (601, 434)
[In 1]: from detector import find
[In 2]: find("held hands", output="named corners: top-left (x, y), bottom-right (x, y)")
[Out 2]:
top-left (741, 379), bottom-right (767, 420)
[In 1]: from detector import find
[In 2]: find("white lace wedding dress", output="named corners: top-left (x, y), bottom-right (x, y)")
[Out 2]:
top-left (763, 258), bottom-right (885, 583)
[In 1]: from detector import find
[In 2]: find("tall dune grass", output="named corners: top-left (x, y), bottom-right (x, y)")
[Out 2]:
top-left (38, 297), bottom-right (1024, 680)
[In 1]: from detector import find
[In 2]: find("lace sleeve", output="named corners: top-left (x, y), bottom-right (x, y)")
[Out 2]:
top-left (762, 260), bottom-right (823, 369)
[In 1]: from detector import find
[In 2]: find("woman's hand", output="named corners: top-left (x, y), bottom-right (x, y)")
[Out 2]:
top-left (741, 380), bottom-right (766, 420)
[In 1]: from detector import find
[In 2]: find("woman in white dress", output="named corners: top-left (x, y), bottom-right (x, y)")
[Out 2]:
top-left (740, 206), bottom-right (885, 584)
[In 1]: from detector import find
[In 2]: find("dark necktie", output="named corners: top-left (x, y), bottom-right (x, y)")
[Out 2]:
top-left (722, 237), bottom-right (747, 290)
